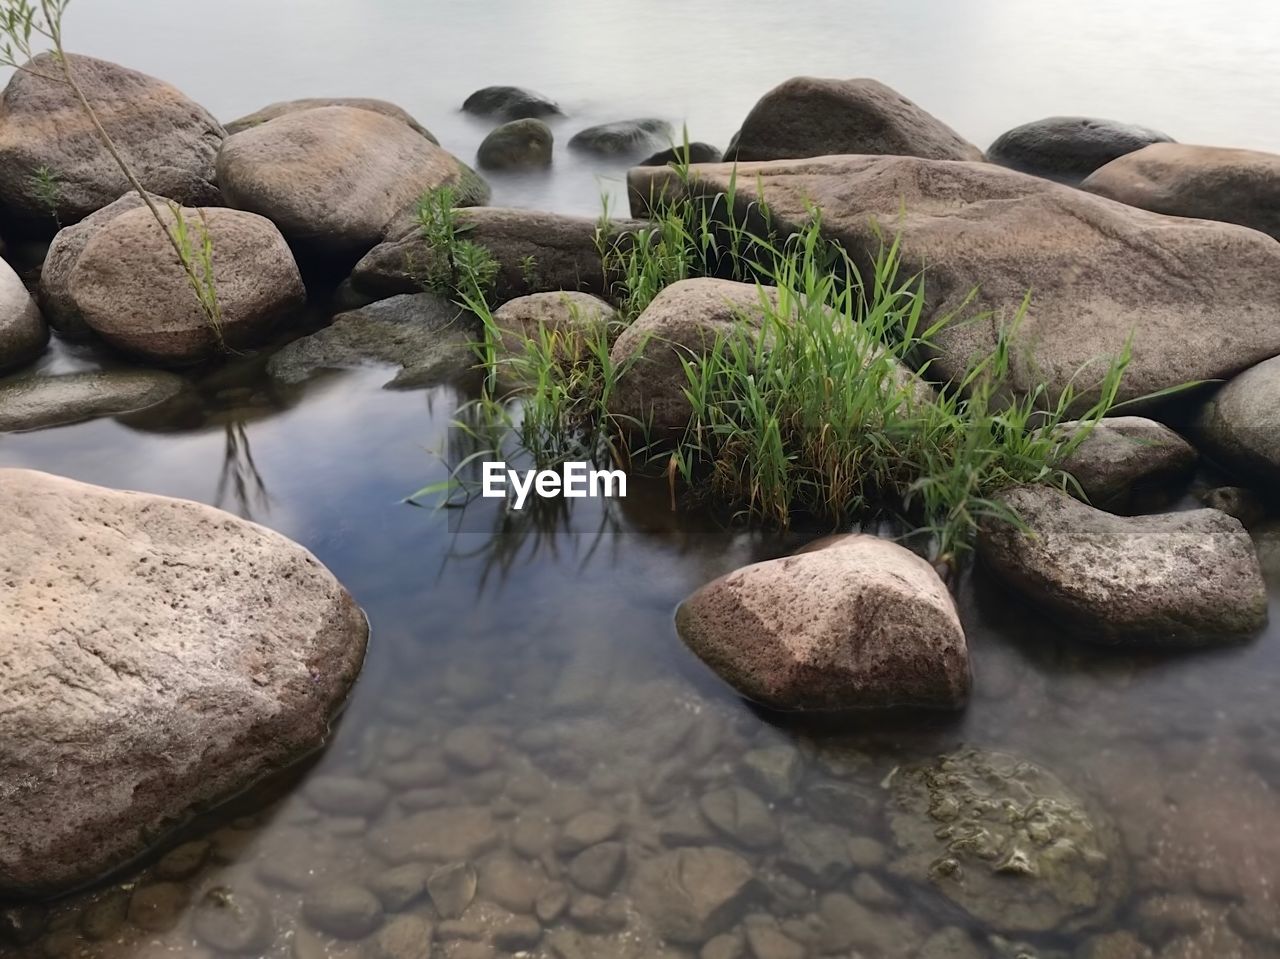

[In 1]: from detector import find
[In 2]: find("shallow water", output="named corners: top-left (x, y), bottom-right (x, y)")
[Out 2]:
top-left (5, 2), bottom-right (1280, 955)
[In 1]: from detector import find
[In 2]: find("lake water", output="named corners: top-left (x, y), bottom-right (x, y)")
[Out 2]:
top-left (3, 2), bottom-right (1280, 957)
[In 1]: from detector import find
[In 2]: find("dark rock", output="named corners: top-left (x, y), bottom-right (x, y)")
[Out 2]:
top-left (477, 119), bottom-right (553, 171)
top-left (126, 883), bottom-right (189, 933)
top-left (368, 863), bottom-right (432, 912)
top-left (988, 116), bottom-right (1173, 183)
top-left (1056, 417), bottom-right (1197, 509)
top-left (152, 839), bottom-right (212, 881)
top-left (462, 86), bottom-right (563, 121)
top-left (370, 915), bottom-right (434, 959)
top-left (567, 842), bottom-right (627, 895)
top-left (569, 119), bottom-right (673, 157)
top-left (639, 142), bottom-right (723, 166)
top-left (427, 862), bottom-right (478, 918)
top-left (1200, 486), bottom-right (1266, 527)
top-left (555, 811), bottom-right (621, 855)
top-left (0, 369), bottom-right (186, 432)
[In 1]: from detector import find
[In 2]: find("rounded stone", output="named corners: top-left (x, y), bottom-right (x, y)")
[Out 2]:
top-left (477, 119), bottom-right (553, 171)
top-left (192, 887), bottom-right (275, 953)
top-left (0, 370), bottom-right (187, 433)
top-left (568, 119), bottom-right (672, 157)
top-left (302, 883), bottom-right (384, 939)
top-left (987, 116), bottom-right (1173, 183)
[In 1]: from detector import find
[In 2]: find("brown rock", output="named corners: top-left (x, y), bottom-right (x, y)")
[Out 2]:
top-left (1083, 142), bottom-right (1280, 240)
top-left (368, 808), bottom-right (500, 864)
top-left (0, 469), bottom-right (368, 896)
top-left (225, 97), bottom-right (436, 140)
top-left (0, 256), bottom-right (47, 371)
top-left (491, 291), bottom-right (615, 362)
top-left (0, 53), bottom-right (223, 231)
top-left (629, 847), bottom-right (756, 944)
top-left (728, 77), bottom-right (982, 162)
top-left (1056, 416), bottom-right (1197, 509)
top-left (68, 204), bottom-right (305, 363)
top-left (1194, 355), bottom-right (1280, 483)
top-left (676, 534), bottom-right (970, 710)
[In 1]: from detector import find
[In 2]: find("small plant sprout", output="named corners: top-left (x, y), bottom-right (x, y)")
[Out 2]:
top-left (0, 0), bottom-right (226, 349)
top-left (28, 163), bottom-right (61, 227)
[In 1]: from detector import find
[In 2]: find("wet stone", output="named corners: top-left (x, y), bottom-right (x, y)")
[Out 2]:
top-left (511, 815), bottom-right (557, 858)
top-left (478, 853), bottom-right (547, 913)
top-left (302, 882), bottom-right (385, 939)
top-left (257, 841), bottom-right (324, 890)
top-left (79, 891), bottom-right (129, 941)
top-left (555, 810), bottom-right (621, 854)
top-left (369, 862), bottom-right (432, 911)
top-left (370, 914), bottom-right (434, 959)
top-left (804, 780), bottom-right (879, 826)
top-left (535, 882), bottom-right (571, 923)
top-left (629, 846), bottom-right (756, 944)
top-left (127, 883), bottom-right (188, 933)
top-left (428, 862), bottom-right (478, 919)
top-left (846, 835), bottom-right (888, 870)
top-left (659, 802), bottom-right (718, 846)
top-left (739, 746), bottom-right (803, 802)
top-left (778, 816), bottom-right (852, 886)
top-left (702, 931), bottom-right (747, 959)
top-left (567, 841), bottom-right (627, 895)
top-left (444, 943), bottom-right (494, 959)
top-left (1077, 931), bottom-right (1156, 959)
top-left (0, 905), bottom-right (47, 948)
top-left (816, 892), bottom-right (922, 957)
top-left (567, 893), bottom-right (628, 933)
top-left (851, 872), bottom-right (901, 909)
top-left (918, 926), bottom-right (986, 959)
top-left (192, 887), bottom-right (275, 954)
top-left (492, 913), bottom-right (543, 951)
top-left (369, 807), bottom-right (500, 863)
top-left (153, 839), bottom-right (212, 881)
top-left (744, 920), bottom-right (806, 959)
top-left (443, 727), bottom-right (498, 772)
top-left (699, 787), bottom-right (779, 850)
top-left (305, 775), bottom-right (392, 816)
top-left (382, 759), bottom-right (449, 790)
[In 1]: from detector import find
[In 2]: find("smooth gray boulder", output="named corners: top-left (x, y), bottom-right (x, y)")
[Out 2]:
top-left (0, 469), bottom-right (368, 896)
top-left (0, 53), bottom-right (223, 231)
top-left (1193, 355), bottom-right (1280, 482)
top-left (988, 116), bottom-right (1173, 183)
top-left (225, 97), bottom-right (436, 140)
top-left (477, 118), bottom-right (553, 171)
top-left (1056, 416), bottom-right (1197, 509)
top-left (0, 369), bottom-right (186, 432)
top-left (728, 77), bottom-right (982, 163)
top-left (462, 86), bottom-right (562, 121)
top-left (978, 486), bottom-right (1267, 644)
top-left (569, 118), bottom-right (672, 157)
top-left (676, 534), bottom-right (970, 710)
top-left (267, 292), bottom-right (476, 388)
top-left (0, 256), bottom-right (46, 372)
top-left (630, 156), bottom-right (1280, 413)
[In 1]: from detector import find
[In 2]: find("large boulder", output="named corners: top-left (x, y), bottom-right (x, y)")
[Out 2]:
top-left (630, 156), bottom-right (1280, 412)
top-left (267, 292), bottom-right (476, 389)
top-left (0, 256), bottom-right (46, 372)
top-left (569, 118), bottom-right (672, 157)
top-left (675, 534), bottom-right (970, 711)
top-left (889, 747), bottom-right (1126, 933)
top-left (216, 106), bottom-right (488, 259)
top-left (491, 291), bottom-right (614, 363)
top-left (224, 97), bottom-right (436, 140)
top-left (462, 86), bottom-right (562, 121)
top-left (352, 208), bottom-right (648, 305)
top-left (477, 118), bottom-right (553, 171)
top-left (67, 204), bottom-right (306, 364)
top-left (0, 469), bottom-right (368, 896)
top-left (987, 116), bottom-right (1173, 183)
top-left (0, 53), bottom-right (223, 231)
top-left (0, 369), bottom-right (187, 432)
top-left (1056, 416), bottom-right (1197, 510)
top-left (1193, 355), bottom-right (1280, 482)
top-left (1082, 142), bottom-right (1280, 241)
top-left (978, 486), bottom-right (1267, 644)
top-left (628, 847), bottom-right (756, 944)
top-left (728, 77), bottom-right (982, 163)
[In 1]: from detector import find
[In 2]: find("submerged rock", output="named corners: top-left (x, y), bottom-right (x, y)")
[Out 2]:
top-left (676, 534), bottom-right (970, 710)
top-left (630, 156), bottom-right (1280, 412)
top-left (728, 76), bottom-right (982, 162)
top-left (628, 847), bottom-right (756, 944)
top-left (978, 486), bottom-right (1267, 644)
top-left (0, 468), bottom-right (368, 897)
top-left (987, 116), bottom-right (1173, 183)
top-left (1193, 354), bottom-right (1280, 483)
top-left (225, 97), bottom-right (437, 140)
top-left (0, 53), bottom-right (224, 231)
top-left (1083, 143), bottom-right (1280, 240)
top-left (0, 257), bottom-right (47, 372)
top-left (0, 369), bottom-right (187, 432)
top-left (639, 142), bottom-right (724, 166)
top-left (477, 118), bottom-right (554, 171)
top-left (462, 86), bottom-right (563, 121)
top-left (67, 204), bottom-right (305, 363)
top-left (266, 292), bottom-right (477, 388)
top-left (1056, 416), bottom-right (1197, 509)
top-left (217, 106), bottom-right (488, 259)
top-left (569, 118), bottom-right (673, 157)
top-left (889, 747), bottom-right (1126, 933)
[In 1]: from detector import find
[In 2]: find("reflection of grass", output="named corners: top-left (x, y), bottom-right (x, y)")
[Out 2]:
top-left (215, 422), bottom-right (270, 519)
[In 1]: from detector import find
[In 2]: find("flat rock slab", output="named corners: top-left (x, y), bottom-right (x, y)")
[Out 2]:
top-left (631, 155), bottom-right (1280, 413)
top-left (0, 369), bottom-right (187, 432)
top-left (0, 469), bottom-right (368, 896)
top-left (978, 486), bottom-right (1267, 645)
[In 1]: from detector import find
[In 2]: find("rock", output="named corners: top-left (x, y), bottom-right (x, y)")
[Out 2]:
top-left (535, 883), bottom-right (570, 923)
top-left (126, 882), bottom-right (188, 932)
top-left (629, 847), bottom-right (756, 944)
top-left (225, 98), bottom-right (436, 140)
top-left (443, 726), bottom-right (498, 772)
top-left (39, 192), bottom-right (151, 337)
top-left (0, 256), bottom-right (46, 372)
top-left (744, 921), bottom-right (805, 959)
top-left (639, 142), bottom-right (723, 166)
top-left (1076, 932), bottom-right (1155, 959)
top-left (369, 863), bottom-right (432, 912)
top-left (569, 119), bottom-right (673, 157)
top-left (556, 811), bottom-right (621, 855)
top-left (1194, 355), bottom-right (1280, 482)
top-left (987, 117), bottom-right (1173, 183)
top-left (79, 892), bottom-right (129, 940)
top-left (369, 808), bottom-right (499, 864)
top-left (192, 887), bottom-right (275, 954)
top-left (152, 839), bottom-right (212, 881)
top-left (978, 486), bottom-right (1267, 644)
top-left (477, 119), bottom-right (553, 171)
top-left (1083, 143), bottom-right (1280, 240)
top-left (702, 931), bottom-right (747, 959)
top-left (728, 77), bottom-right (981, 163)
top-left (266, 293), bottom-right (476, 389)
top-left (630, 155), bottom-right (1280, 412)
top-left (738, 746), bottom-right (802, 801)
top-left (0, 369), bottom-right (185, 433)
top-left (676, 533), bottom-right (969, 710)
top-left (567, 842), bottom-right (626, 895)
top-left (67, 203), bottom-right (305, 363)
top-left (0, 53), bottom-right (223, 231)
top-left (698, 787), bottom-right (779, 849)
top-left (0, 468), bottom-right (368, 897)
top-left (217, 106), bottom-right (487, 259)
top-left (427, 862), bottom-right (478, 919)
top-left (567, 893), bottom-right (628, 933)
top-left (462, 86), bottom-right (562, 121)
top-left (306, 775), bottom-right (391, 816)
top-left (888, 747), bottom-right (1126, 934)
top-left (302, 882), bottom-right (384, 939)
top-left (354, 207), bottom-right (647, 305)
top-left (478, 854), bottom-right (546, 913)
top-left (846, 836), bottom-right (888, 869)
top-left (851, 872), bottom-right (900, 909)
top-left (492, 914), bottom-right (542, 951)
top-left (815, 892), bottom-right (921, 957)
top-left (918, 927), bottom-right (986, 959)
top-left (371, 915), bottom-right (434, 959)
top-left (491, 291), bottom-right (614, 363)
top-left (1056, 417), bottom-right (1197, 509)
top-left (777, 817), bottom-right (852, 886)
top-left (1201, 486), bottom-right (1266, 527)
